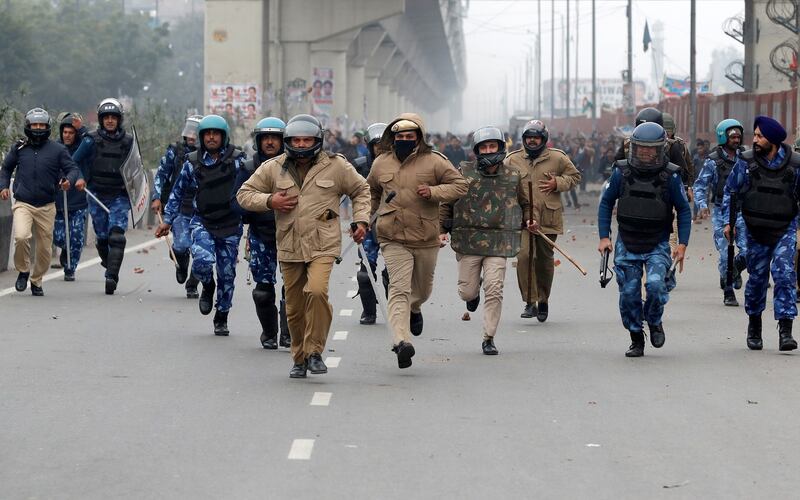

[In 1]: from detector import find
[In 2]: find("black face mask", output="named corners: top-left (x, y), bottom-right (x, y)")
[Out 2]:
top-left (476, 152), bottom-right (506, 174)
top-left (394, 140), bottom-right (416, 162)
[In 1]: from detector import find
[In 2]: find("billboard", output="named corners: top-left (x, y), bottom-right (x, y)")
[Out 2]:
top-left (207, 83), bottom-right (261, 123)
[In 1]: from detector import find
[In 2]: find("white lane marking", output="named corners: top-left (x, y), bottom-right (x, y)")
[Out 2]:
top-left (339, 309), bottom-right (353, 317)
top-left (325, 356), bottom-right (341, 368)
top-left (346, 290), bottom-right (357, 298)
top-left (0, 237), bottom-right (163, 298)
top-left (350, 276), bottom-right (357, 282)
top-left (288, 439), bottom-right (315, 460)
top-left (333, 330), bottom-right (348, 340)
top-left (310, 392), bottom-right (332, 406)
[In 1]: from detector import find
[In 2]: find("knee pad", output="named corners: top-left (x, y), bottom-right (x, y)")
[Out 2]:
top-left (108, 228), bottom-right (126, 249)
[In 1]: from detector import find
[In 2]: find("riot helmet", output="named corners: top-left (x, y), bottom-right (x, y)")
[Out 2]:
top-left (58, 113), bottom-right (79, 145)
top-left (181, 114), bottom-right (203, 141)
top-left (628, 122), bottom-right (667, 173)
top-left (253, 116), bottom-right (286, 158)
top-left (521, 119), bottom-right (548, 158)
top-left (634, 107), bottom-right (663, 127)
top-left (472, 126), bottom-right (506, 173)
top-left (197, 114), bottom-right (230, 153)
top-left (662, 112), bottom-right (676, 137)
top-left (284, 114), bottom-right (323, 160)
top-left (365, 122), bottom-right (388, 157)
top-left (715, 118), bottom-right (744, 146)
top-left (97, 98), bottom-right (124, 129)
top-left (24, 107), bottom-right (51, 144)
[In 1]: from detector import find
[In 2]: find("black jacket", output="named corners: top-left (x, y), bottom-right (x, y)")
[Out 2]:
top-left (0, 139), bottom-right (80, 207)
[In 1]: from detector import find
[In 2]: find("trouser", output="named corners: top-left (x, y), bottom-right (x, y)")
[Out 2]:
top-left (171, 213), bottom-right (193, 253)
top-left (614, 238), bottom-right (674, 332)
top-left (190, 220), bottom-right (241, 312)
top-left (12, 201), bottom-right (56, 287)
top-left (88, 194), bottom-right (130, 280)
top-left (280, 257), bottom-right (335, 364)
top-left (457, 254), bottom-right (507, 339)
top-left (53, 207), bottom-right (87, 274)
top-left (381, 243), bottom-right (439, 345)
top-left (516, 232), bottom-right (557, 304)
top-left (248, 231), bottom-right (278, 284)
top-left (745, 230), bottom-right (797, 320)
top-left (711, 206), bottom-right (748, 284)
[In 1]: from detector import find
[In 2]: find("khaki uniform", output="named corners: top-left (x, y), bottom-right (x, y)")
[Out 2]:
top-left (13, 201), bottom-right (56, 287)
top-left (440, 163), bottom-right (535, 339)
top-left (367, 113), bottom-right (468, 345)
top-left (237, 151), bottom-right (370, 364)
top-left (505, 148), bottom-right (581, 304)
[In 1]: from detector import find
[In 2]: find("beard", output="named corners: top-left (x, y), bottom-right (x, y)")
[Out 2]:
top-left (753, 142), bottom-right (767, 156)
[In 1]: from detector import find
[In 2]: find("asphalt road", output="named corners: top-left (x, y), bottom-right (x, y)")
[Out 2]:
top-left (2, 194), bottom-right (799, 499)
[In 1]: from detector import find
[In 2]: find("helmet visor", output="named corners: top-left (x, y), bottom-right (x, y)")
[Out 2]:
top-left (629, 141), bottom-right (665, 171)
top-left (182, 120), bottom-right (200, 140)
top-left (285, 120), bottom-right (322, 140)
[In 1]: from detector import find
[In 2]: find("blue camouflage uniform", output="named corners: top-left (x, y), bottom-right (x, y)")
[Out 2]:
top-left (598, 167), bottom-right (692, 333)
top-left (164, 147), bottom-right (246, 313)
top-left (153, 143), bottom-right (193, 253)
top-left (693, 147), bottom-right (748, 288)
top-left (53, 126), bottom-right (90, 276)
top-left (235, 153), bottom-right (279, 285)
top-left (722, 145), bottom-right (799, 320)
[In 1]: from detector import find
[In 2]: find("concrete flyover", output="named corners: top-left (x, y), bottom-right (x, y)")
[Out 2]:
top-left (204, 0), bottom-right (466, 132)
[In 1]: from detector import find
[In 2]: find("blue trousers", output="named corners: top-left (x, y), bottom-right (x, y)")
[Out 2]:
top-left (362, 230), bottom-right (380, 267)
top-left (744, 230), bottom-right (797, 320)
top-left (711, 206), bottom-right (748, 282)
top-left (53, 208), bottom-right (87, 273)
top-left (171, 213), bottom-right (192, 254)
top-left (248, 232), bottom-right (278, 284)
top-left (190, 219), bottom-right (242, 312)
top-left (614, 238), bottom-right (674, 332)
top-left (88, 195), bottom-right (130, 238)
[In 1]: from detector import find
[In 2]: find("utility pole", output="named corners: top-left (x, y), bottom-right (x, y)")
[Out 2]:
top-left (627, 0), bottom-right (633, 120)
top-left (592, 0), bottom-right (597, 133)
top-left (551, 0), bottom-right (555, 119)
top-left (537, 0), bottom-right (542, 117)
top-left (689, 0), bottom-right (697, 147)
top-left (566, 0), bottom-right (571, 119)
top-left (575, 0), bottom-right (580, 114)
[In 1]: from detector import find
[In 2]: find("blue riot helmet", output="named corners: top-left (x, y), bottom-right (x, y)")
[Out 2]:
top-left (521, 119), bottom-right (548, 158)
top-left (284, 114), bottom-right (323, 160)
top-left (253, 116), bottom-right (286, 157)
top-left (472, 126), bottom-right (506, 173)
top-left (24, 107), bottom-right (51, 144)
top-left (715, 118), bottom-right (744, 146)
top-left (628, 122), bottom-right (667, 172)
top-left (197, 114), bottom-right (230, 152)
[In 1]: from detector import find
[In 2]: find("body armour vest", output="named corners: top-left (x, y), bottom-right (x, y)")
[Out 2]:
top-left (242, 157), bottom-right (277, 244)
top-left (615, 160), bottom-right (678, 253)
top-left (160, 142), bottom-right (196, 216)
top-left (89, 130), bottom-right (132, 197)
top-left (708, 146), bottom-right (740, 205)
top-left (450, 162), bottom-right (522, 257)
top-left (740, 146), bottom-right (800, 246)
top-left (189, 147), bottom-right (242, 238)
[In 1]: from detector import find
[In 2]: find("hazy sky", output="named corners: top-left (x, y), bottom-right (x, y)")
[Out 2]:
top-left (460, 0), bottom-right (745, 131)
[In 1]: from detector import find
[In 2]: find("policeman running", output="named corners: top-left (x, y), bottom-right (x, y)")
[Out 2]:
top-left (151, 115), bottom-right (203, 298)
top-left (155, 115), bottom-right (246, 336)
top-left (598, 122), bottom-right (691, 357)
top-left (721, 116), bottom-right (799, 352)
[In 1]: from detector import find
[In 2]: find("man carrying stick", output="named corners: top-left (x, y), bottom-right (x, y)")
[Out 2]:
top-left (505, 120), bottom-right (581, 322)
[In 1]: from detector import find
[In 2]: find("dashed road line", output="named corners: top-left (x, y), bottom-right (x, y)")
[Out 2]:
top-left (339, 309), bottom-right (353, 317)
top-left (333, 330), bottom-right (348, 340)
top-left (310, 392), bottom-right (332, 406)
top-left (288, 439), bottom-right (315, 460)
top-left (346, 290), bottom-right (357, 298)
top-left (325, 356), bottom-right (341, 368)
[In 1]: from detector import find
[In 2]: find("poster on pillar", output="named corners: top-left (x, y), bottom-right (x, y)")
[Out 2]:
top-left (311, 67), bottom-right (334, 120)
top-left (208, 83), bottom-right (261, 124)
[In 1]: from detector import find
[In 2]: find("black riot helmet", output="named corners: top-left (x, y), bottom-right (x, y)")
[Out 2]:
top-left (521, 119), bottom-right (548, 158)
top-left (284, 114), bottom-right (323, 160)
top-left (472, 126), bottom-right (506, 173)
top-left (24, 107), bottom-right (51, 145)
top-left (628, 122), bottom-right (667, 173)
top-left (635, 107), bottom-right (663, 127)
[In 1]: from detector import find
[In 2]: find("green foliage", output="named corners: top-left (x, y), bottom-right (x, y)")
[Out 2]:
top-left (128, 100), bottom-right (185, 168)
top-left (145, 13), bottom-right (204, 111)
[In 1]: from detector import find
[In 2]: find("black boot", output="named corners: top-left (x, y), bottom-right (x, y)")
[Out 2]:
top-left (466, 293), bottom-right (480, 313)
top-left (289, 360), bottom-right (307, 378)
top-left (59, 248), bottom-right (67, 269)
top-left (410, 311), bottom-right (424, 336)
top-left (537, 302), bottom-right (549, 322)
top-left (733, 254), bottom-right (747, 290)
top-left (625, 331), bottom-right (645, 357)
top-left (482, 337), bottom-right (498, 355)
top-left (648, 322), bottom-right (665, 348)
top-left (723, 288), bottom-right (739, 307)
top-left (279, 288), bottom-right (291, 348)
top-left (747, 314), bottom-right (763, 350)
top-left (213, 310), bottom-right (229, 336)
top-left (15, 272), bottom-right (29, 292)
top-left (185, 272), bottom-right (199, 299)
top-left (778, 319), bottom-right (797, 352)
top-left (253, 283), bottom-right (279, 349)
top-left (96, 238), bottom-right (109, 269)
top-left (307, 353), bottom-right (327, 374)
top-left (175, 251), bottom-right (190, 284)
top-left (357, 262), bottom-right (377, 325)
top-left (520, 302), bottom-right (537, 318)
top-left (392, 341), bottom-right (415, 369)
top-left (199, 279), bottom-right (216, 315)
top-left (105, 229), bottom-right (126, 295)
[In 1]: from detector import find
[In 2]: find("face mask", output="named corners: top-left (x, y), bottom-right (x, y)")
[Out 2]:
top-left (394, 140), bottom-right (416, 162)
